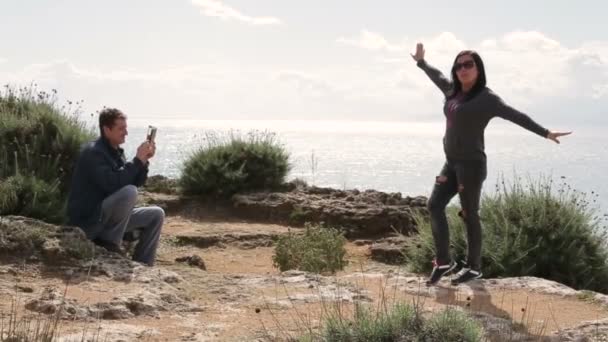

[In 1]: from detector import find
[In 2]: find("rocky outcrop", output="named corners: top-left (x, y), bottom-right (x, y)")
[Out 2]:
top-left (0, 216), bottom-right (97, 265)
top-left (175, 255), bottom-right (207, 270)
top-left (555, 318), bottom-right (608, 341)
top-left (174, 232), bottom-right (278, 249)
top-left (25, 282), bottom-right (202, 321)
top-left (138, 178), bottom-right (429, 237)
top-left (232, 186), bottom-right (428, 237)
top-left (137, 191), bottom-right (184, 214)
top-left (369, 236), bottom-right (409, 264)
top-left (3, 202), bottom-right (607, 341)
top-left (143, 175), bottom-right (179, 194)
top-left (0, 216), bottom-right (202, 321)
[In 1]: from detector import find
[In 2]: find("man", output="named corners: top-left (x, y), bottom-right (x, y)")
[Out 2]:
top-left (67, 108), bottom-right (164, 266)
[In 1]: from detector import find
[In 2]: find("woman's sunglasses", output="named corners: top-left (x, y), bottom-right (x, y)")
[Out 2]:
top-left (453, 60), bottom-right (475, 71)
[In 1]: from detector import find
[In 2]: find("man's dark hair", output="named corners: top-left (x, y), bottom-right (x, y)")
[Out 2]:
top-left (99, 108), bottom-right (127, 137)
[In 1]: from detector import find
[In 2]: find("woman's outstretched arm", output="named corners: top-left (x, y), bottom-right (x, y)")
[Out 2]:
top-left (490, 90), bottom-right (572, 143)
top-left (412, 43), bottom-right (452, 96)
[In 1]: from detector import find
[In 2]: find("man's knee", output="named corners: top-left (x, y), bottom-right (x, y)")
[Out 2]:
top-left (149, 206), bottom-right (165, 226)
top-left (117, 185), bottom-right (138, 204)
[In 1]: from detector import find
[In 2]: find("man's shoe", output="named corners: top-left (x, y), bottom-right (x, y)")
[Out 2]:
top-left (426, 259), bottom-right (456, 286)
top-left (92, 238), bottom-right (126, 256)
top-left (123, 229), bottom-right (141, 242)
top-left (450, 268), bottom-right (482, 285)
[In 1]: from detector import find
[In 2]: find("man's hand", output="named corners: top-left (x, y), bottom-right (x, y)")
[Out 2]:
top-left (411, 43), bottom-right (425, 62)
top-left (136, 142), bottom-right (152, 163)
top-left (546, 131), bottom-right (572, 144)
top-left (147, 142), bottom-right (156, 159)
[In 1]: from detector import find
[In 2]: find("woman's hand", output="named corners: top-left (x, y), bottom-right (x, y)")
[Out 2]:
top-left (547, 131), bottom-right (572, 144)
top-left (411, 43), bottom-right (425, 62)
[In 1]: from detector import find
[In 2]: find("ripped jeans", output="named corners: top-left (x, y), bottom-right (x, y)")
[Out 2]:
top-left (427, 159), bottom-right (487, 270)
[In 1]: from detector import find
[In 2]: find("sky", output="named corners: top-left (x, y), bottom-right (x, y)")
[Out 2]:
top-left (0, 0), bottom-right (607, 124)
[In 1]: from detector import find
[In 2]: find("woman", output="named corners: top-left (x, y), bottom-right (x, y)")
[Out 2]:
top-left (411, 43), bottom-right (571, 286)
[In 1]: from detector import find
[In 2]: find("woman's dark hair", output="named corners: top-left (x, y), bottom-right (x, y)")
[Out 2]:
top-left (447, 50), bottom-right (486, 101)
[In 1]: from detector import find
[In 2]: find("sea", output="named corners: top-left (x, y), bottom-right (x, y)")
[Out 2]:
top-left (121, 119), bottom-right (608, 217)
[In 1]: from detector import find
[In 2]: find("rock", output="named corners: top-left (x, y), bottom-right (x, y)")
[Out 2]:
top-left (553, 318), bottom-right (608, 341)
top-left (125, 296), bottom-right (159, 316)
top-left (26, 287), bottom-right (199, 321)
top-left (394, 276), bottom-right (608, 309)
top-left (370, 243), bottom-right (405, 265)
top-left (27, 255), bottom-right (40, 262)
top-left (24, 266), bottom-right (200, 322)
top-left (472, 311), bottom-right (539, 341)
top-left (137, 191), bottom-right (182, 214)
top-left (175, 255), bottom-right (207, 270)
top-left (281, 270), bottom-right (307, 277)
top-left (0, 216), bottom-right (97, 265)
top-left (481, 277), bottom-right (581, 297)
top-left (15, 284), bottom-right (35, 293)
top-left (59, 322), bottom-right (158, 342)
top-left (281, 178), bottom-right (309, 192)
top-left (231, 187), bottom-right (427, 236)
top-left (163, 275), bottom-right (182, 284)
top-left (94, 303), bottom-right (135, 320)
top-left (279, 284), bottom-right (372, 304)
top-left (143, 175), bottom-right (179, 194)
top-left (369, 236), bottom-right (409, 264)
top-left (175, 233), bottom-right (277, 249)
top-left (114, 273), bottom-right (135, 282)
top-left (25, 288), bottom-right (89, 319)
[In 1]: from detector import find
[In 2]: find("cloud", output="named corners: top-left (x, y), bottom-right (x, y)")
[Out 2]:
top-left (337, 30), bottom-right (406, 52)
top-left (275, 71), bottom-right (337, 98)
top-left (1, 31), bottom-right (607, 123)
top-left (4, 60), bottom-right (228, 89)
top-left (472, 31), bottom-right (608, 105)
top-left (423, 32), bottom-right (467, 55)
top-left (337, 30), bottom-right (468, 55)
top-left (344, 30), bottom-right (608, 101)
top-left (501, 31), bottom-right (560, 51)
top-left (0, 60), bottom-right (246, 117)
top-left (480, 39), bottom-right (498, 49)
top-left (191, 0), bottom-right (281, 25)
top-left (337, 30), bottom-right (608, 122)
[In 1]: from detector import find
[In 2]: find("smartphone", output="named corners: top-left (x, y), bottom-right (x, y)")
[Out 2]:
top-left (147, 125), bottom-right (157, 143)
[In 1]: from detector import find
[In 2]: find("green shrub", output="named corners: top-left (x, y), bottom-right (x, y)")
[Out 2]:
top-left (418, 308), bottom-right (483, 342)
top-left (0, 175), bottom-right (65, 224)
top-left (404, 174), bottom-right (608, 293)
top-left (0, 86), bottom-right (95, 223)
top-left (180, 130), bottom-right (290, 197)
top-left (320, 302), bottom-right (421, 342)
top-left (297, 303), bottom-right (482, 342)
top-left (273, 224), bottom-right (347, 274)
top-left (289, 206), bottom-right (310, 225)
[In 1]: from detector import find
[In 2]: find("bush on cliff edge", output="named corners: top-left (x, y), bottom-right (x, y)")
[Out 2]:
top-left (404, 174), bottom-right (608, 293)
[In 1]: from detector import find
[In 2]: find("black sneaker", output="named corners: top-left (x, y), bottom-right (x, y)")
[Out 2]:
top-left (450, 268), bottom-right (482, 285)
top-left (426, 260), bottom-right (456, 286)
